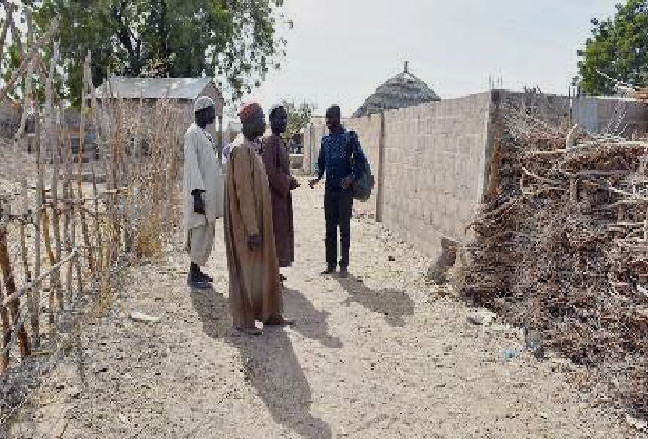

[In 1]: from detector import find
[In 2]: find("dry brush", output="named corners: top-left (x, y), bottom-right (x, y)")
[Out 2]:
top-left (0, 4), bottom-right (184, 421)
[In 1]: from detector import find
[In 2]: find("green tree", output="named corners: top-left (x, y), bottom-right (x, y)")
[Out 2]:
top-left (281, 100), bottom-right (314, 145)
top-left (17, 0), bottom-right (290, 106)
top-left (577, 0), bottom-right (648, 95)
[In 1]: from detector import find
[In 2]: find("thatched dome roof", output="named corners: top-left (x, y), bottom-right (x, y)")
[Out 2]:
top-left (353, 62), bottom-right (440, 118)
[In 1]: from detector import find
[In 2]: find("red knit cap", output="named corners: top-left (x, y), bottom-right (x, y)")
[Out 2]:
top-left (238, 103), bottom-right (263, 123)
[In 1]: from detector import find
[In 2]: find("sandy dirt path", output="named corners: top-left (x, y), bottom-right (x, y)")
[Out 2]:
top-left (5, 180), bottom-right (640, 438)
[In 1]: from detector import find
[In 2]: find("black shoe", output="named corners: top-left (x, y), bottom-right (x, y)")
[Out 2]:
top-left (338, 267), bottom-right (349, 278)
top-left (198, 271), bottom-right (213, 283)
top-left (236, 326), bottom-right (262, 336)
top-left (320, 267), bottom-right (336, 275)
top-left (187, 272), bottom-right (210, 289)
top-left (264, 316), bottom-right (294, 326)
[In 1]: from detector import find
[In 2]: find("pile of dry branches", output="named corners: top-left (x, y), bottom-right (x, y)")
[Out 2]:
top-left (461, 95), bottom-right (648, 418)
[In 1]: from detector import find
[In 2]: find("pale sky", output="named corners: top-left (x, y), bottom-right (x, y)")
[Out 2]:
top-left (237, 0), bottom-right (620, 119)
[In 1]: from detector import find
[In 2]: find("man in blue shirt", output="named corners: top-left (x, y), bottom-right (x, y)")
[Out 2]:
top-left (309, 105), bottom-right (366, 277)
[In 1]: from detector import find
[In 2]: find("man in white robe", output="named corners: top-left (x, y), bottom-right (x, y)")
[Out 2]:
top-left (184, 96), bottom-right (224, 289)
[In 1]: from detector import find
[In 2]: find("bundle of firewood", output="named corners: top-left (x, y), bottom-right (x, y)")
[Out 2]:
top-left (461, 99), bottom-right (648, 418)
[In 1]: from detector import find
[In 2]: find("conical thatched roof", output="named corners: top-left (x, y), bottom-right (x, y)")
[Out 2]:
top-left (353, 62), bottom-right (440, 118)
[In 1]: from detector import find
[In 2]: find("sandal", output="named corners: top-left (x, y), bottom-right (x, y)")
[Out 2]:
top-left (198, 271), bottom-right (214, 283)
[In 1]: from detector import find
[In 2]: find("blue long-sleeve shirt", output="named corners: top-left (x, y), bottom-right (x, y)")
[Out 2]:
top-left (317, 128), bottom-right (366, 191)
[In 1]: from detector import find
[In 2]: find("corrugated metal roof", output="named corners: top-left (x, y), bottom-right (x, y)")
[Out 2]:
top-left (96, 76), bottom-right (217, 100)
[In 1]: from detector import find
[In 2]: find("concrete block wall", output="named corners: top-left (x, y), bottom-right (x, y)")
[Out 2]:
top-left (346, 114), bottom-right (382, 215)
top-left (379, 93), bottom-right (491, 258)
top-left (302, 117), bottom-right (327, 176)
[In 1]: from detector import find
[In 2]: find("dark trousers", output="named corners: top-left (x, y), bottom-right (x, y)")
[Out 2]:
top-left (324, 189), bottom-right (353, 269)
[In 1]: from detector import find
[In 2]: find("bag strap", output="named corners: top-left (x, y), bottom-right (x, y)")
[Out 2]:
top-left (345, 131), bottom-right (356, 163)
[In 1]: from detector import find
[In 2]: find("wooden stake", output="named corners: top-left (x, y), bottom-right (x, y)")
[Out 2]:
top-left (72, 125), bottom-right (83, 298)
top-left (570, 177), bottom-right (578, 203)
top-left (0, 225), bottom-right (31, 358)
top-left (63, 130), bottom-right (73, 300)
top-left (84, 54), bottom-right (105, 274)
top-left (41, 207), bottom-right (58, 321)
top-left (0, 1), bottom-right (15, 77)
top-left (78, 61), bottom-right (94, 272)
top-left (0, 264), bottom-right (9, 373)
top-left (91, 163), bottom-right (103, 273)
top-left (51, 104), bottom-right (63, 307)
top-left (0, 17), bottom-right (58, 104)
top-left (18, 212), bottom-right (31, 306)
top-left (32, 110), bottom-right (43, 348)
top-left (22, 12), bottom-right (38, 348)
top-left (41, 42), bottom-right (64, 319)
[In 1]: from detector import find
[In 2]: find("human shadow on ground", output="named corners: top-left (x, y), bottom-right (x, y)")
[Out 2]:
top-left (336, 274), bottom-right (415, 327)
top-left (189, 286), bottom-right (332, 439)
top-left (283, 287), bottom-right (343, 349)
top-left (188, 285), bottom-right (232, 339)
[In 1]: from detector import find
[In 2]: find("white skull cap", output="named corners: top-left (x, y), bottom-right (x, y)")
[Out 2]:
top-left (194, 96), bottom-right (215, 113)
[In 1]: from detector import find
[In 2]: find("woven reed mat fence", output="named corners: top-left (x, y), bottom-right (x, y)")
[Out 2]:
top-left (0, 5), bottom-right (183, 423)
top-left (460, 94), bottom-right (648, 419)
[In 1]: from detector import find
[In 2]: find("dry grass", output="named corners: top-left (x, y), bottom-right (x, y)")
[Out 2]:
top-left (0, 5), bottom-right (184, 387)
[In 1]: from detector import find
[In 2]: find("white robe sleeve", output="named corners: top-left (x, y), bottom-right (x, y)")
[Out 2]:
top-left (184, 130), bottom-right (206, 193)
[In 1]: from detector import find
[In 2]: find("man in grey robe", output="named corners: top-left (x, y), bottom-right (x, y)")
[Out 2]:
top-left (183, 96), bottom-right (224, 289)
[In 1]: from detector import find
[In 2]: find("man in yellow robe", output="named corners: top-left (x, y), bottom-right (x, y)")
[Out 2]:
top-left (224, 103), bottom-right (291, 335)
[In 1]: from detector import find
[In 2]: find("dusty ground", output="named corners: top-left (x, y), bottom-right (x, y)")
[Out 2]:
top-left (3, 180), bottom-right (643, 438)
